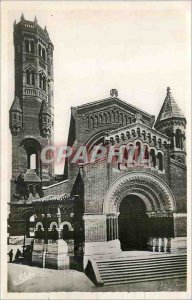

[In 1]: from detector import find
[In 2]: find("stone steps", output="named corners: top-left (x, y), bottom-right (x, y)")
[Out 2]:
top-left (94, 254), bottom-right (187, 286)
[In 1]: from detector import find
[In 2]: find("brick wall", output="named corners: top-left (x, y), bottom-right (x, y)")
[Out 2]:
top-left (170, 160), bottom-right (187, 213)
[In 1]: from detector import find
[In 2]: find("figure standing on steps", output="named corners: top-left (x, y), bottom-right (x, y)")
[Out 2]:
top-left (8, 249), bottom-right (13, 263)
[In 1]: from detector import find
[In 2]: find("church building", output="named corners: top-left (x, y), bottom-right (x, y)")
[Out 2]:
top-left (9, 16), bottom-right (187, 276)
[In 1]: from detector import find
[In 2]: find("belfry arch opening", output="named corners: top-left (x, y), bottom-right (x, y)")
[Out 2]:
top-left (20, 138), bottom-right (41, 176)
top-left (118, 194), bottom-right (148, 251)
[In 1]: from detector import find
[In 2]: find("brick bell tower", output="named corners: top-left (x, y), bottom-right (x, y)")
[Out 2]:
top-left (9, 14), bottom-right (54, 202)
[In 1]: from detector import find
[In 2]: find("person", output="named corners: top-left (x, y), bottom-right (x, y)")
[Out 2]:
top-left (8, 249), bottom-right (13, 263)
top-left (15, 248), bottom-right (22, 261)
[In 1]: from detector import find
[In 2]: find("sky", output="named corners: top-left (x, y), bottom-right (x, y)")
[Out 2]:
top-left (2, 1), bottom-right (190, 174)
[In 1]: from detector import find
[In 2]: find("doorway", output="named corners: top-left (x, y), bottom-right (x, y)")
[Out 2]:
top-left (118, 194), bottom-right (149, 251)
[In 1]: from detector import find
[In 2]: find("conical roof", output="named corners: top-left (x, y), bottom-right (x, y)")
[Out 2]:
top-left (41, 100), bottom-right (51, 115)
top-left (156, 87), bottom-right (185, 124)
top-left (10, 96), bottom-right (22, 113)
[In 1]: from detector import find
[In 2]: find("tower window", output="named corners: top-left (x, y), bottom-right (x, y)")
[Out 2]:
top-left (43, 77), bottom-right (46, 92)
top-left (39, 73), bottom-right (42, 89)
top-left (38, 44), bottom-right (42, 57)
top-left (39, 72), bottom-right (47, 92)
top-left (25, 40), bottom-right (34, 53)
top-left (175, 129), bottom-right (183, 149)
top-left (26, 69), bottom-right (30, 84)
top-left (30, 41), bottom-right (34, 53)
top-left (31, 70), bottom-right (35, 86)
top-left (26, 69), bottom-right (35, 86)
top-left (25, 40), bottom-right (29, 52)
top-left (42, 48), bottom-right (46, 61)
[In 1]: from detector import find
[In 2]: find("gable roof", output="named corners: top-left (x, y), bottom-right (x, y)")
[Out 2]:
top-left (155, 87), bottom-right (185, 124)
top-left (75, 95), bottom-right (154, 120)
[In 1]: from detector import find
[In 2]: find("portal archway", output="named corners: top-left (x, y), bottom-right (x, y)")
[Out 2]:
top-left (119, 194), bottom-right (148, 250)
top-left (103, 172), bottom-right (176, 251)
top-left (103, 172), bottom-right (176, 214)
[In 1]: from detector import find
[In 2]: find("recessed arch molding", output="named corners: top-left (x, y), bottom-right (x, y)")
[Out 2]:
top-left (103, 172), bottom-right (176, 214)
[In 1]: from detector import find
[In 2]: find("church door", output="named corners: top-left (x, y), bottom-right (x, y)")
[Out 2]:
top-left (118, 194), bottom-right (149, 251)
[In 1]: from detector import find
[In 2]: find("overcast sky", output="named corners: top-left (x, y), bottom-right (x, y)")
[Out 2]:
top-left (3, 1), bottom-right (190, 174)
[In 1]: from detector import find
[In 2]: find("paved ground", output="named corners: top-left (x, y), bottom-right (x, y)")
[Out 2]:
top-left (8, 263), bottom-right (94, 292)
top-left (92, 278), bottom-right (186, 292)
top-left (8, 263), bottom-right (186, 293)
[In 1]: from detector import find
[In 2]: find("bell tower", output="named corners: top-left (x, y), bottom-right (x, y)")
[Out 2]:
top-left (9, 14), bottom-right (54, 201)
top-left (155, 87), bottom-right (186, 165)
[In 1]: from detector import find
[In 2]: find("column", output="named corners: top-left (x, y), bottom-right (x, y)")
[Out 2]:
top-left (107, 215), bottom-right (111, 241)
top-left (116, 216), bottom-right (119, 239)
top-left (111, 216), bottom-right (114, 240)
top-left (113, 216), bottom-right (116, 239)
top-left (107, 214), bottom-right (119, 241)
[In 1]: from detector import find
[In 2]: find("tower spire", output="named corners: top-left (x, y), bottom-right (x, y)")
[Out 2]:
top-left (167, 86), bottom-right (171, 95)
top-left (155, 87), bottom-right (185, 124)
top-left (21, 13), bottom-right (25, 22)
top-left (34, 15), bottom-right (38, 25)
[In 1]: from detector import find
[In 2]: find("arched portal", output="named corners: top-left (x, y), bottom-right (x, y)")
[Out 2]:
top-left (103, 172), bottom-right (176, 214)
top-left (119, 194), bottom-right (148, 250)
top-left (103, 172), bottom-right (176, 251)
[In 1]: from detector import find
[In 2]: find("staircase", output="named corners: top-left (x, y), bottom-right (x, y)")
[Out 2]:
top-left (90, 253), bottom-right (187, 286)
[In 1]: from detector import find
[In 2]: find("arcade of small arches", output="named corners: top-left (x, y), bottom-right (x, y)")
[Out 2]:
top-left (109, 127), bottom-right (168, 149)
top-left (84, 109), bottom-right (133, 130)
top-left (156, 122), bottom-right (186, 151)
top-left (35, 220), bottom-right (74, 232)
top-left (34, 220), bottom-right (74, 240)
top-left (88, 137), bottom-right (165, 172)
top-left (111, 141), bottom-right (165, 171)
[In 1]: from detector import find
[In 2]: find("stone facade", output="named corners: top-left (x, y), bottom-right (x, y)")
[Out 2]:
top-left (9, 17), bottom-right (187, 269)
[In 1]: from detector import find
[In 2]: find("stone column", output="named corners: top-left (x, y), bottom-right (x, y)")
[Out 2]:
top-left (113, 216), bottom-right (116, 239)
top-left (116, 215), bottom-right (118, 239)
top-left (107, 215), bottom-right (111, 241)
top-left (107, 214), bottom-right (119, 241)
top-left (113, 214), bottom-right (119, 239)
top-left (110, 215), bottom-right (114, 240)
